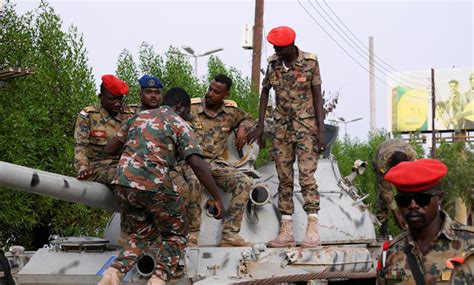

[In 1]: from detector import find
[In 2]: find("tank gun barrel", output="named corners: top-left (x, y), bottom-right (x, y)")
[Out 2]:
top-left (0, 161), bottom-right (118, 211)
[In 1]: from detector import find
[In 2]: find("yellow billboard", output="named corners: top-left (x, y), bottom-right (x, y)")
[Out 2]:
top-left (389, 68), bottom-right (474, 132)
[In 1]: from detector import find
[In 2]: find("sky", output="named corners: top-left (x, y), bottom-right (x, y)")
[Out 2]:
top-left (10, 0), bottom-right (474, 139)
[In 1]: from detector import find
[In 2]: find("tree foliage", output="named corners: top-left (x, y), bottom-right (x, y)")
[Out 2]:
top-left (0, 1), bottom-right (108, 249)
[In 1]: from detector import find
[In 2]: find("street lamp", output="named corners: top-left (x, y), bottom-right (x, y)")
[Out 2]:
top-left (329, 117), bottom-right (363, 137)
top-left (182, 46), bottom-right (224, 78)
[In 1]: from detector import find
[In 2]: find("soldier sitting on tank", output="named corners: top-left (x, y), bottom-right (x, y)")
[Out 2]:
top-left (99, 87), bottom-right (225, 285)
top-left (74, 74), bottom-right (136, 188)
top-left (373, 138), bottom-right (417, 240)
top-left (377, 159), bottom-right (474, 285)
top-left (187, 74), bottom-right (254, 247)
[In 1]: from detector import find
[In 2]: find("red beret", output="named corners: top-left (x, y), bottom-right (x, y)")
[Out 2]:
top-left (267, 26), bottom-right (296, 47)
top-left (101, 74), bottom-right (129, 96)
top-left (384, 159), bottom-right (448, 193)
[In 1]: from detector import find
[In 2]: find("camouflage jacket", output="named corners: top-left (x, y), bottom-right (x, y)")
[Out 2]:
top-left (112, 106), bottom-right (203, 192)
top-left (449, 247), bottom-right (474, 285)
top-left (262, 47), bottom-right (322, 135)
top-left (189, 98), bottom-right (253, 162)
top-left (377, 212), bottom-right (474, 285)
top-left (373, 139), bottom-right (417, 175)
top-left (74, 104), bottom-right (136, 173)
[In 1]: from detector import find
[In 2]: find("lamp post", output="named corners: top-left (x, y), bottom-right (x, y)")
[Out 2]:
top-left (329, 117), bottom-right (363, 137)
top-left (182, 46), bottom-right (224, 78)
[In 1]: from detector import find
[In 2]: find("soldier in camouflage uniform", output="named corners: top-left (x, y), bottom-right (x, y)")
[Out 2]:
top-left (74, 74), bottom-right (136, 188)
top-left (373, 138), bottom-right (417, 239)
top-left (448, 248), bottom-right (474, 285)
top-left (248, 26), bottom-right (326, 248)
top-left (189, 74), bottom-right (254, 247)
top-left (377, 159), bottom-right (474, 285)
top-left (98, 87), bottom-right (224, 285)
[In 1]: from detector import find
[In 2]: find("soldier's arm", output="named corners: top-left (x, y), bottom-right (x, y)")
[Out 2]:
top-left (311, 60), bottom-right (325, 152)
top-left (74, 111), bottom-right (91, 175)
top-left (103, 120), bottom-right (129, 155)
top-left (248, 66), bottom-right (271, 145)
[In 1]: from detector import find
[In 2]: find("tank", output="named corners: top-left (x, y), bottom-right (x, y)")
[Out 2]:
top-left (0, 125), bottom-right (381, 285)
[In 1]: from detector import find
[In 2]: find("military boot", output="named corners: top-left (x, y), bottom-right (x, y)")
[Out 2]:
top-left (98, 267), bottom-right (123, 285)
top-left (147, 274), bottom-right (166, 285)
top-left (187, 232), bottom-right (199, 247)
top-left (268, 219), bottom-right (296, 248)
top-left (220, 234), bottom-right (251, 247)
top-left (301, 215), bottom-right (320, 248)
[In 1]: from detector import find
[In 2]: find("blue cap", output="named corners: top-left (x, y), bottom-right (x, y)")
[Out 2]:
top-left (138, 74), bottom-right (164, 89)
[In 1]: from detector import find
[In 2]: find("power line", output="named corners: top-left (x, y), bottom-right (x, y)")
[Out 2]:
top-left (320, 0), bottom-right (430, 82)
top-left (297, 0), bottom-right (395, 90)
top-left (308, 0), bottom-right (429, 89)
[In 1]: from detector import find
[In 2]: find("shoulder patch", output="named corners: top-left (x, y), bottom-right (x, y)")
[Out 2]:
top-left (267, 54), bottom-right (278, 63)
top-left (83, 105), bottom-right (99, 113)
top-left (224, 100), bottom-right (238, 108)
top-left (191, 97), bottom-right (202, 104)
top-left (303, 52), bottom-right (317, 61)
top-left (452, 222), bottom-right (474, 233)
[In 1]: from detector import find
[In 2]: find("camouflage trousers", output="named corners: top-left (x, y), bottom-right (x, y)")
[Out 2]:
top-left (111, 185), bottom-right (188, 281)
top-left (169, 164), bottom-right (202, 233)
top-left (184, 161), bottom-right (251, 238)
top-left (273, 134), bottom-right (320, 215)
top-left (375, 171), bottom-right (398, 224)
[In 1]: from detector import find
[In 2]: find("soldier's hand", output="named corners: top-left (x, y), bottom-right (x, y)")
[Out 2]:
top-left (235, 127), bottom-right (248, 152)
top-left (213, 199), bottom-right (225, 220)
top-left (247, 126), bottom-right (264, 147)
top-left (77, 169), bottom-right (93, 180)
top-left (315, 135), bottom-right (326, 154)
top-left (393, 209), bottom-right (407, 231)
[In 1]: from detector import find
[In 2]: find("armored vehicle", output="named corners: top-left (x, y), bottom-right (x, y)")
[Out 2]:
top-left (0, 125), bottom-right (380, 284)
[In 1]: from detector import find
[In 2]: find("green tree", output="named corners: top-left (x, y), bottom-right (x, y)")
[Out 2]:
top-left (0, 1), bottom-right (107, 249)
top-left (116, 49), bottom-right (140, 104)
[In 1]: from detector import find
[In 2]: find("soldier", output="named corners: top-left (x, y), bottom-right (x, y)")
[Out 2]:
top-left (138, 74), bottom-right (163, 110)
top-left (98, 87), bottom-right (225, 285)
top-left (74, 74), bottom-right (136, 188)
top-left (373, 138), bottom-right (417, 239)
top-left (377, 159), bottom-right (474, 285)
top-left (448, 248), bottom-right (474, 285)
top-left (189, 73), bottom-right (253, 247)
top-left (248, 26), bottom-right (326, 247)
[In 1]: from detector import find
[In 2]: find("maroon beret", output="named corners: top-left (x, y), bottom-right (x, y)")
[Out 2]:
top-left (384, 159), bottom-right (448, 193)
top-left (101, 74), bottom-right (129, 96)
top-left (267, 26), bottom-right (296, 47)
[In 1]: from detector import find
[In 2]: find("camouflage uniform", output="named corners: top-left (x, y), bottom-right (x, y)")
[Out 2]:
top-left (110, 106), bottom-right (203, 280)
top-left (189, 98), bottom-right (253, 239)
top-left (262, 47), bottom-right (322, 215)
top-left (373, 139), bottom-right (417, 223)
top-left (449, 248), bottom-right (474, 285)
top-left (377, 212), bottom-right (474, 285)
top-left (74, 104), bottom-right (136, 188)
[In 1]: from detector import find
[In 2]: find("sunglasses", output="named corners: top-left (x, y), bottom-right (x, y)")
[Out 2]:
top-left (395, 192), bottom-right (439, 207)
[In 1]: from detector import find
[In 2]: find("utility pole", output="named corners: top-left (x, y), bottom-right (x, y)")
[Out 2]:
top-left (250, 0), bottom-right (264, 95)
top-left (369, 36), bottom-right (376, 135)
top-left (431, 68), bottom-right (436, 158)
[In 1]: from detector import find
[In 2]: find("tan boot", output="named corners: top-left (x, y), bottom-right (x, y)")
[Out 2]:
top-left (187, 232), bottom-right (199, 247)
top-left (220, 234), bottom-right (251, 247)
top-left (147, 274), bottom-right (166, 285)
top-left (301, 215), bottom-right (320, 247)
top-left (268, 219), bottom-right (296, 248)
top-left (98, 267), bottom-right (123, 285)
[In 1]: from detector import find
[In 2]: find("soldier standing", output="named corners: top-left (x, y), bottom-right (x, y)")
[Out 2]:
top-left (377, 159), bottom-right (474, 285)
top-left (74, 74), bottom-right (136, 188)
top-left (373, 138), bottom-right (417, 239)
top-left (99, 87), bottom-right (225, 285)
top-left (248, 26), bottom-right (326, 247)
top-left (189, 74), bottom-right (254, 247)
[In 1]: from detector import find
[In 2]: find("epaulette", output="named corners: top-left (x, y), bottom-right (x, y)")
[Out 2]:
top-left (452, 222), bottom-right (474, 233)
top-left (387, 232), bottom-right (407, 249)
top-left (224, 100), bottom-right (238, 108)
top-left (267, 54), bottom-right (278, 63)
top-left (191, 97), bottom-right (202, 104)
top-left (303, 52), bottom-right (318, 61)
top-left (123, 104), bottom-right (138, 113)
top-left (83, 105), bottom-right (99, 113)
